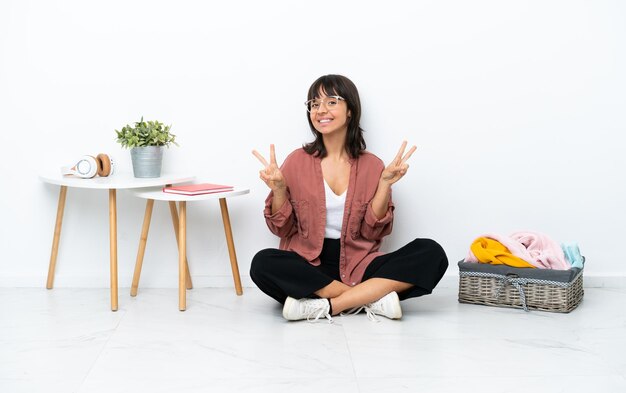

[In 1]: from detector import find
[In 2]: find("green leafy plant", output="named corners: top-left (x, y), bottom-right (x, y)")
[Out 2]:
top-left (115, 117), bottom-right (178, 149)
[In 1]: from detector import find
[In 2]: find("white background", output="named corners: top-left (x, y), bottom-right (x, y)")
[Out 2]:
top-left (1, 0), bottom-right (624, 288)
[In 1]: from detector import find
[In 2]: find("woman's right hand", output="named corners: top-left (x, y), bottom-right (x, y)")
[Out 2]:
top-left (252, 144), bottom-right (286, 192)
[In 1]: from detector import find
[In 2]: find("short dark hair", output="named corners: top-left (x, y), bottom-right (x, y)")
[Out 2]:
top-left (303, 74), bottom-right (366, 158)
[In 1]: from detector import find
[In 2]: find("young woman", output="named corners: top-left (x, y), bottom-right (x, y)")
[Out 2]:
top-left (251, 75), bottom-right (448, 322)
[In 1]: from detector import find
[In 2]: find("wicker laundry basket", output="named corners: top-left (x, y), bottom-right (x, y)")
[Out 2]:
top-left (458, 260), bottom-right (584, 313)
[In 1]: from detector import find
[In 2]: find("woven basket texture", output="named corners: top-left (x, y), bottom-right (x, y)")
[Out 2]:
top-left (458, 273), bottom-right (584, 313)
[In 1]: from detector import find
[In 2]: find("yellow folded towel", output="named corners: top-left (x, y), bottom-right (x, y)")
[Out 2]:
top-left (470, 237), bottom-right (536, 268)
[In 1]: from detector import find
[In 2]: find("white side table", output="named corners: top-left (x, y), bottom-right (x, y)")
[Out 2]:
top-left (129, 186), bottom-right (250, 311)
top-left (39, 172), bottom-right (195, 311)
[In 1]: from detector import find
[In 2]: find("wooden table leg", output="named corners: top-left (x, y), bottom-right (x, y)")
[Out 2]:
top-left (109, 189), bottom-right (118, 312)
top-left (131, 199), bottom-right (154, 297)
top-left (219, 198), bottom-right (243, 295)
top-left (178, 201), bottom-right (187, 311)
top-left (47, 186), bottom-right (68, 289)
top-left (169, 201), bottom-right (193, 290)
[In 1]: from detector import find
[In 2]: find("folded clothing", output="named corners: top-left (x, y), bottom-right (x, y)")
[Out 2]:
top-left (510, 232), bottom-right (569, 270)
top-left (562, 243), bottom-right (584, 269)
top-left (466, 233), bottom-right (538, 267)
top-left (469, 237), bottom-right (536, 268)
top-left (465, 231), bottom-right (570, 270)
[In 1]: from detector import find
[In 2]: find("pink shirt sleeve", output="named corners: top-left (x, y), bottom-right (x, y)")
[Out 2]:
top-left (359, 197), bottom-right (395, 241)
top-left (263, 190), bottom-right (298, 238)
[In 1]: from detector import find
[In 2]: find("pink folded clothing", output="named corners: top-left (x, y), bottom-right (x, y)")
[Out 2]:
top-left (465, 231), bottom-right (569, 270)
top-left (510, 231), bottom-right (569, 270)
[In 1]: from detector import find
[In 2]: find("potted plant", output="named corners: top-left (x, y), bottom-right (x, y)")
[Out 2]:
top-left (115, 117), bottom-right (178, 178)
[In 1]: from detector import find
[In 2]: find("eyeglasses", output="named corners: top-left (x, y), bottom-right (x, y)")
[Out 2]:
top-left (304, 96), bottom-right (345, 113)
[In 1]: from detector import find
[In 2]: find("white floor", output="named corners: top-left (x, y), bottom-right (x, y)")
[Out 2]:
top-left (1, 285), bottom-right (625, 393)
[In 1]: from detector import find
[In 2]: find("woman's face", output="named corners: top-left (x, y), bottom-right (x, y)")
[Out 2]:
top-left (309, 91), bottom-right (351, 137)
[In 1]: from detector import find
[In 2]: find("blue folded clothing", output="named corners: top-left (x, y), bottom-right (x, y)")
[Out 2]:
top-left (562, 243), bottom-right (584, 269)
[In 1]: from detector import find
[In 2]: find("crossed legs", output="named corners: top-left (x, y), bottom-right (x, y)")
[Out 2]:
top-left (250, 238), bottom-right (449, 318)
top-left (315, 278), bottom-right (412, 315)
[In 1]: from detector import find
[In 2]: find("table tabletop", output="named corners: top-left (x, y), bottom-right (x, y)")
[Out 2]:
top-left (39, 171), bottom-right (195, 189)
top-left (130, 186), bottom-right (250, 201)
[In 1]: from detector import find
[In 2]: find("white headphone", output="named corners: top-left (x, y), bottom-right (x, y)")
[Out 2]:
top-left (61, 154), bottom-right (115, 179)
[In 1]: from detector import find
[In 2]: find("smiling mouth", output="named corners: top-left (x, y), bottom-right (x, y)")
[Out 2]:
top-left (318, 119), bottom-right (332, 123)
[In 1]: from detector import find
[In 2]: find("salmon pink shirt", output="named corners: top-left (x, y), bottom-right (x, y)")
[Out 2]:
top-left (264, 148), bottom-right (394, 285)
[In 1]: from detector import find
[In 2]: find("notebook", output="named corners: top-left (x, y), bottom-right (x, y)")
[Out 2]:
top-left (163, 183), bottom-right (234, 196)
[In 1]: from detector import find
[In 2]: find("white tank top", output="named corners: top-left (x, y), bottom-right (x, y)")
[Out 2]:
top-left (324, 179), bottom-right (347, 239)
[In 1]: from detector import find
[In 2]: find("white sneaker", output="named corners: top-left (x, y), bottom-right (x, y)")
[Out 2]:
top-left (367, 291), bottom-right (402, 320)
top-left (343, 291), bottom-right (402, 322)
top-left (283, 297), bottom-right (333, 323)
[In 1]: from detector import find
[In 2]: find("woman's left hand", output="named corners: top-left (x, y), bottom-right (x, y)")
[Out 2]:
top-left (380, 141), bottom-right (417, 186)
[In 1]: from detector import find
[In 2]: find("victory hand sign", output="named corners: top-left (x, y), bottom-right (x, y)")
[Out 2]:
top-left (380, 141), bottom-right (417, 186)
top-left (252, 144), bottom-right (286, 192)
top-left (370, 141), bottom-right (416, 219)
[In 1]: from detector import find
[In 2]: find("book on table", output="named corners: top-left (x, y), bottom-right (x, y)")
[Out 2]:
top-left (163, 183), bottom-right (234, 195)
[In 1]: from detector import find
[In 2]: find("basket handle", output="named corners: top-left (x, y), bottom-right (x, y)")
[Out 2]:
top-left (494, 273), bottom-right (530, 312)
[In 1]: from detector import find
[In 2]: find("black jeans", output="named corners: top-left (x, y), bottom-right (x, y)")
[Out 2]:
top-left (250, 238), bottom-right (448, 304)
